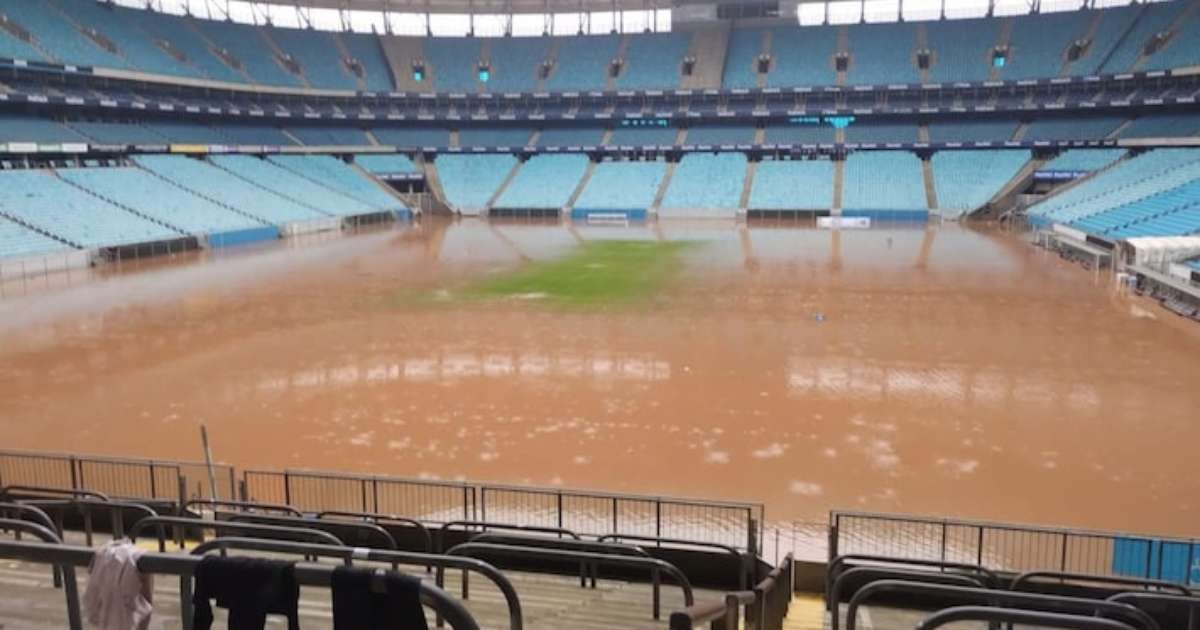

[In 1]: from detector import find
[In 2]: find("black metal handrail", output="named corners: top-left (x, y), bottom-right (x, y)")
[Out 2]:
top-left (183, 499), bottom-right (302, 517)
top-left (222, 512), bottom-right (398, 549)
top-left (845, 579), bottom-right (1161, 630)
top-left (1107, 592), bottom-right (1200, 630)
top-left (22, 498), bottom-right (159, 544)
top-left (826, 554), bottom-right (1000, 604)
top-left (438, 520), bottom-right (581, 552)
top-left (0, 539), bottom-right (480, 630)
top-left (669, 553), bottom-right (793, 630)
top-left (1011, 571), bottom-right (1193, 596)
top-left (1, 485), bottom-right (110, 502)
top-left (915, 605), bottom-right (1139, 630)
top-left (189, 537), bottom-right (523, 630)
top-left (469, 532), bottom-right (650, 589)
top-left (316, 510), bottom-right (433, 553)
top-left (597, 533), bottom-right (752, 590)
top-left (829, 566), bottom-right (987, 630)
top-left (0, 519), bottom-right (80, 630)
top-left (448, 541), bottom-right (694, 620)
top-left (0, 502), bottom-right (57, 534)
top-left (128, 515), bottom-right (344, 551)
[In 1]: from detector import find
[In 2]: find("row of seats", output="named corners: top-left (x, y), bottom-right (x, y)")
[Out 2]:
top-left (3, 113), bottom-right (1194, 147)
top-left (841, 151), bottom-right (928, 212)
top-left (493, 154), bottom-right (590, 210)
top-left (1073, 179), bottom-right (1200, 238)
top-left (0, 1), bottom-right (1193, 93)
top-left (659, 153), bottom-right (748, 215)
top-left (931, 149), bottom-right (1031, 216)
top-left (0, 215), bottom-right (72, 258)
top-left (1041, 148), bottom-right (1127, 173)
top-left (747, 159), bottom-right (835, 210)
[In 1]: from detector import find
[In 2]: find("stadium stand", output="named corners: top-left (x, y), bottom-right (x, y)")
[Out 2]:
top-left (47, 0), bottom-right (184, 76)
top-left (1028, 149), bottom-right (1200, 228)
top-left (191, 19), bottom-right (303, 87)
top-left (1041, 148), bottom-right (1127, 173)
top-left (0, 216), bottom-right (72, 258)
top-left (1098, 1), bottom-right (1188, 74)
top-left (722, 28), bottom-right (763, 89)
top-left (544, 34), bottom-right (621, 91)
top-left (0, 113), bottom-right (87, 144)
top-left (659, 152), bottom-right (748, 215)
top-left (66, 120), bottom-right (163, 145)
top-left (617, 32), bottom-right (690, 90)
top-left (747, 158), bottom-right (835, 210)
top-left (493, 154), bottom-right (590, 211)
top-left (685, 124), bottom-right (755, 146)
top-left (115, 5), bottom-right (244, 83)
top-left (766, 25), bottom-right (838, 87)
top-left (339, 31), bottom-right (394, 92)
top-left (140, 121), bottom-right (226, 145)
top-left (483, 36), bottom-right (550, 93)
top-left (457, 127), bottom-right (534, 148)
top-left (354, 153), bottom-right (421, 175)
top-left (58, 165), bottom-right (266, 234)
top-left (1074, 179), bottom-right (1200, 238)
top-left (609, 125), bottom-right (678, 147)
top-left (1067, 5), bottom-right (1139, 76)
top-left (267, 155), bottom-right (405, 213)
top-left (435, 154), bottom-right (519, 213)
top-left (844, 121), bottom-right (918, 144)
top-left (210, 154), bottom-right (379, 216)
top-left (0, 0), bottom-right (127, 68)
top-left (573, 158), bottom-right (668, 214)
top-left (213, 123), bottom-right (297, 146)
top-left (926, 17), bottom-right (1000, 83)
top-left (841, 150), bottom-right (928, 218)
top-left (425, 37), bottom-right (483, 92)
top-left (267, 27), bottom-right (358, 90)
top-left (133, 154), bottom-right (329, 224)
top-left (927, 119), bottom-right (1018, 144)
top-left (537, 127), bottom-right (605, 147)
top-left (1141, 8), bottom-right (1200, 71)
top-left (286, 126), bottom-right (371, 146)
top-left (845, 22), bottom-right (920, 86)
top-left (1121, 113), bottom-right (1200, 139)
top-left (1000, 11), bottom-right (1089, 80)
top-left (931, 150), bottom-right (1031, 215)
top-left (763, 123), bottom-right (837, 145)
top-left (1023, 115), bottom-right (1125, 141)
top-left (371, 127), bottom-right (450, 148)
top-left (0, 169), bottom-right (181, 247)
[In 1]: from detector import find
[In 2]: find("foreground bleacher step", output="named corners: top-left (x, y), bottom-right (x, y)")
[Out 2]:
top-left (782, 593), bottom-right (826, 630)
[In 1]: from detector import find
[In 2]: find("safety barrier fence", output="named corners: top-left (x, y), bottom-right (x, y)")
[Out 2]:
top-left (0, 449), bottom-right (762, 553)
top-left (830, 511), bottom-right (1200, 586)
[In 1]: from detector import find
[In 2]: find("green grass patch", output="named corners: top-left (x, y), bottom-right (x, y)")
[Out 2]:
top-left (453, 240), bottom-right (690, 308)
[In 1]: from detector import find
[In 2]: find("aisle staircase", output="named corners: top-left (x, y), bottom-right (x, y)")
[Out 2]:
top-left (783, 593), bottom-right (826, 630)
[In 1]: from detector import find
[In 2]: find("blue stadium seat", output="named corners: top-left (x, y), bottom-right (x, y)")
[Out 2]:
top-left (1001, 11), bottom-right (1091, 80)
top-left (0, 0), bottom-right (128, 68)
top-left (616, 32), bottom-right (689, 90)
top-left (845, 22), bottom-right (919, 86)
top-left (47, 0), bottom-right (183, 75)
top-left (1041, 149), bottom-right (1126, 173)
top-left (537, 127), bottom-right (604, 147)
top-left (1120, 114), bottom-right (1200, 139)
top-left (116, 6), bottom-right (245, 83)
top-left (763, 123), bottom-right (836, 145)
top-left (339, 31), bottom-right (394, 92)
top-left (0, 113), bottom-right (88, 144)
top-left (354, 154), bottom-right (420, 175)
top-left (932, 150), bottom-right (1031, 216)
top-left (928, 120), bottom-right (1017, 143)
top-left (371, 127), bottom-right (449, 148)
top-left (484, 36), bottom-right (550, 93)
top-left (210, 155), bottom-right (378, 216)
top-left (286, 126), bottom-right (371, 146)
top-left (685, 125), bottom-right (754, 146)
top-left (493, 154), bottom-right (590, 210)
top-left (214, 124), bottom-right (297, 146)
top-left (545, 34), bottom-right (620, 92)
top-left (1098, 2), bottom-right (1186, 74)
top-left (436, 154), bottom-right (518, 212)
top-left (660, 153), bottom-right (747, 213)
top-left (268, 27), bottom-right (358, 90)
top-left (748, 159), bottom-right (834, 210)
top-left (267, 155), bottom-right (405, 212)
top-left (1023, 116), bottom-right (1125, 141)
top-left (0, 216), bottom-right (72, 259)
top-left (574, 159), bottom-right (667, 212)
top-left (926, 17), bottom-right (1001, 83)
top-left (609, 125), bottom-right (677, 147)
top-left (192, 19), bottom-right (303, 87)
top-left (1068, 6), bottom-right (1138, 76)
top-left (842, 150), bottom-right (927, 213)
top-left (722, 28), bottom-right (763, 89)
top-left (425, 37), bottom-right (482, 92)
top-left (67, 121), bottom-right (164, 145)
top-left (457, 127), bottom-right (534, 148)
top-left (767, 25), bottom-right (837, 87)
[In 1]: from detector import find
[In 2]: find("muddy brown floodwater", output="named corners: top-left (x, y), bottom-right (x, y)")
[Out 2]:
top-left (0, 220), bottom-right (1197, 543)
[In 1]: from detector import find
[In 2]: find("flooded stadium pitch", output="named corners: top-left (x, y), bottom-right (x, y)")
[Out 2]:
top-left (1, 219), bottom-right (1198, 544)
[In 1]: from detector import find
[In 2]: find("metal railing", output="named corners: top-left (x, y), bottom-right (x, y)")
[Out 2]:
top-left (0, 449), bottom-right (235, 502)
top-left (668, 553), bottom-right (793, 630)
top-left (128, 515), bottom-right (344, 551)
top-left (0, 539), bottom-right (481, 630)
top-left (448, 541), bottom-right (694, 620)
top-left (242, 468), bottom-right (476, 522)
top-left (830, 510), bottom-right (1200, 584)
top-left (915, 606), bottom-right (1138, 630)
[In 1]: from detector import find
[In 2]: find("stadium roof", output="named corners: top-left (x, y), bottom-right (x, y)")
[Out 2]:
top-left (239, 0), bottom-right (684, 14)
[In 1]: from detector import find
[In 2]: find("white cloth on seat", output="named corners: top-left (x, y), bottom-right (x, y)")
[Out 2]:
top-left (82, 538), bottom-right (153, 630)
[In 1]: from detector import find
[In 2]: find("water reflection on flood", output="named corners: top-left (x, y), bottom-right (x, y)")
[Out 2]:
top-left (0, 218), bottom-right (1197, 541)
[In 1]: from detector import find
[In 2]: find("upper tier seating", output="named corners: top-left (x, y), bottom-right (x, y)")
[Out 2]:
top-left (931, 149), bottom-right (1031, 215)
top-left (354, 153), bottom-right (420, 175)
top-left (267, 27), bottom-right (357, 90)
top-left (47, 0), bottom-right (181, 76)
top-left (1098, 1), bottom-right (1187, 74)
top-left (1028, 149), bottom-right (1200, 225)
top-left (545, 34), bottom-right (621, 92)
top-left (767, 26), bottom-right (838, 87)
top-left (574, 159), bottom-right (667, 212)
top-left (927, 119), bottom-right (1017, 143)
top-left (210, 155), bottom-right (376, 216)
top-left (484, 37), bottom-right (551, 93)
top-left (926, 17), bottom-right (1001, 83)
top-left (538, 127), bottom-right (605, 147)
top-left (844, 121), bottom-right (917, 144)
top-left (493, 154), bottom-right (590, 210)
top-left (58, 165), bottom-right (264, 234)
top-left (339, 32), bottom-right (393, 92)
top-left (1121, 114), bottom-right (1200, 139)
top-left (1142, 8), bottom-right (1200, 72)
top-left (67, 120), bottom-right (163, 145)
top-left (842, 150), bottom-right (927, 212)
top-left (617, 32), bottom-right (690, 90)
top-left (722, 28), bottom-right (763, 89)
top-left (1023, 116), bottom-right (1124, 141)
top-left (1041, 148), bottom-right (1126, 172)
top-left (0, 113), bottom-right (87, 144)
top-left (133, 154), bottom-right (327, 224)
top-left (763, 123), bottom-right (836, 145)
top-left (0, 216), bottom-right (72, 259)
top-left (0, 6), bottom-right (47, 61)
top-left (0, 169), bottom-right (181, 247)
top-left (191, 19), bottom-right (302, 87)
top-left (686, 124), bottom-right (755, 146)
top-left (267, 155), bottom-right (404, 211)
top-left (747, 158), bottom-right (834, 210)
top-left (371, 127), bottom-right (449, 148)
top-left (116, 5), bottom-right (244, 83)
top-left (609, 125), bottom-right (678, 147)
top-left (457, 127), bottom-right (534, 148)
top-left (0, 0), bottom-right (126, 68)
top-left (845, 22), bottom-right (920, 86)
top-left (1068, 5), bottom-right (1139, 76)
top-left (660, 153), bottom-right (748, 213)
top-left (287, 126), bottom-right (371, 146)
top-left (999, 11), bottom-right (1091, 80)
top-left (213, 124), bottom-right (297, 146)
top-left (141, 121), bottom-right (228, 145)
top-left (1073, 177), bottom-right (1200, 238)
top-left (435, 154), bottom-right (518, 212)
top-left (425, 37), bottom-right (483, 92)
